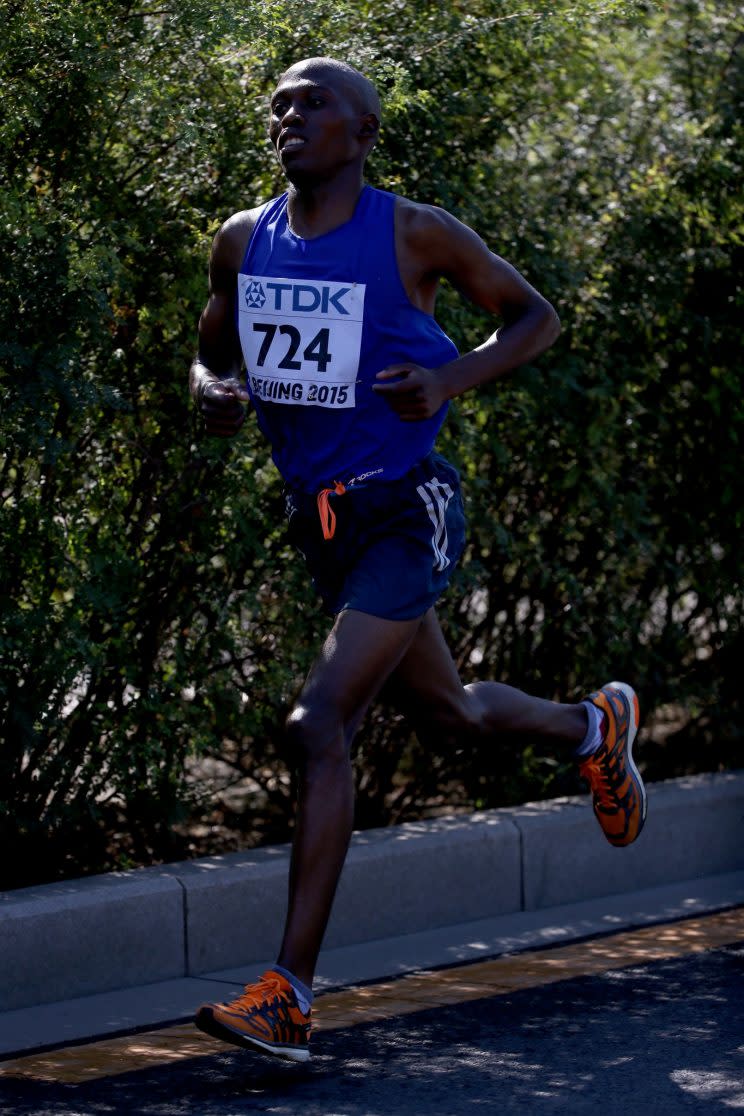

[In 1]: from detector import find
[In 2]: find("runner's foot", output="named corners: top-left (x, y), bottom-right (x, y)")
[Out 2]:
top-left (195, 969), bottom-right (311, 1062)
top-left (579, 682), bottom-right (647, 847)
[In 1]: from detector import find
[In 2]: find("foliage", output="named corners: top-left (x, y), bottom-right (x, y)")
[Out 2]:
top-left (1, 0), bottom-right (741, 887)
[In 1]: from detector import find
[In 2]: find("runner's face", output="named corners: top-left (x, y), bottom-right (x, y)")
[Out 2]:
top-left (268, 72), bottom-right (365, 179)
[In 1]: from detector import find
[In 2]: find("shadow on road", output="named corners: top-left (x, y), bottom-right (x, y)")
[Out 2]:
top-left (3, 944), bottom-right (743, 1115)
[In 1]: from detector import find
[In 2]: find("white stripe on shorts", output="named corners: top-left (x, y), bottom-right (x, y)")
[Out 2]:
top-left (416, 476), bottom-right (454, 572)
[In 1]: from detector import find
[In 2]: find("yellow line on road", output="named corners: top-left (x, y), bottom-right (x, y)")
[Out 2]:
top-left (2, 906), bottom-right (743, 1085)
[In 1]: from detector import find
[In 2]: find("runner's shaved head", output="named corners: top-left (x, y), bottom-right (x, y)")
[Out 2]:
top-left (278, 57), bottom-right (382, 122)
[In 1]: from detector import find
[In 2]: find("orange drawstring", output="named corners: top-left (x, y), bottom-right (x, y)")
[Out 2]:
top-left (317, 482), bottom-right (346, 540)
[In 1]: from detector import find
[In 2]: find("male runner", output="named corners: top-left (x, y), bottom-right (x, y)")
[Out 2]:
top-left (190, 57), bottom-right (647, 1063)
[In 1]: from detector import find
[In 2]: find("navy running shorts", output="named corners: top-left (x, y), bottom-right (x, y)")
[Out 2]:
top-left (284, 452), bottom-right (466, 622)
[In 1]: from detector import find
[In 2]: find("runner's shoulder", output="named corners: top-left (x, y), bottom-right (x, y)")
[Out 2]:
top-left (212, 205), bottom-right (267, 272)
top-left (393, 195), bottom-right (471, 264)
top-left (394, 195), bottom-right (457, 234)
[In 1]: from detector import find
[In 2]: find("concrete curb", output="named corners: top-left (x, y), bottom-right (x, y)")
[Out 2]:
top-left (3, 870), bottom-right (744, 1058)
top-left (1, 771), bottom-right (742, 1013)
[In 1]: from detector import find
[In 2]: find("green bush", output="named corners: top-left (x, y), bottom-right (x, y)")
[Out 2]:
top-left (1, 0), bottom-right (741, 888)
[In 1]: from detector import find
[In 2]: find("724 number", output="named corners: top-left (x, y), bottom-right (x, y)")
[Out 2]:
top-left (252, 323), bottom-right (332, 373)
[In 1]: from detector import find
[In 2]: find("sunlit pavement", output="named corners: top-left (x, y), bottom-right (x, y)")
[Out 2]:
top-left (2, 908), bottom-right (743, 1114)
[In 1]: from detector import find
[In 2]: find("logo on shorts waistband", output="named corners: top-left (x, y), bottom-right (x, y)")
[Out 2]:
top-left (347, 468), bottom-right (384, 486)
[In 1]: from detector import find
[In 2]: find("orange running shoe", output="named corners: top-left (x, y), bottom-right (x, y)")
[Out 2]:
top-left (194, 969), bottom-right (311, 1062)
top-left (579, 682), bottom-right (647, 847)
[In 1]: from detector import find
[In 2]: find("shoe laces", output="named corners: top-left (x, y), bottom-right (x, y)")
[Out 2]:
top-left (230, 972), bottom-right (284, 1013)
top-left (581, 754), bottom-right (617, 811)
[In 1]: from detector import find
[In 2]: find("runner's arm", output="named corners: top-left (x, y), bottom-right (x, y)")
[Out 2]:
top-left (190, 214), bottom-right (256, 436)
top-left (375, 205), bottom-right (560, 420)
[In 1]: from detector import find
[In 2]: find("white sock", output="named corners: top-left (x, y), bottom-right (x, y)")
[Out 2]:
top-left (273, 964), bottom-right (313, 1014)
top-left (575, 701), bottom-right (606, 757)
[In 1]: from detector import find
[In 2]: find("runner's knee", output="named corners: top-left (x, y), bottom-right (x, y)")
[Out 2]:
top-left (425, 686), bottom-right (489, 739)
top-left (285, 700), bottom-right (353, 766)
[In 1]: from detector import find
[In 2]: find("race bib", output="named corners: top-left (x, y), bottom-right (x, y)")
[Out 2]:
top-left (237, 273), bottom-right (365, 409)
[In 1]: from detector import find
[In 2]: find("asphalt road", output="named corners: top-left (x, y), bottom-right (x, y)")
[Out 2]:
top-left (2, 943), bottom-right (743, 1115)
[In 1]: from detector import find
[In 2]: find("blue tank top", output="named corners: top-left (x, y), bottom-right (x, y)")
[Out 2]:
top-left (237, 185), bottom-right (458, 493)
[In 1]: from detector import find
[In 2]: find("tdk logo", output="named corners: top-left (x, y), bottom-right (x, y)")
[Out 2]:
top-left (265, 281), bottom-right (351, 315)
top-left (244, 280), bottom-right (266, 309)
top-left (242, 275), bottom-right (364, 320)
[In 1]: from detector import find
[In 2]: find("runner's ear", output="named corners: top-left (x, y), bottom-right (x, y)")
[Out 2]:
top-left (359, 113), bottom-right (380, 139)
